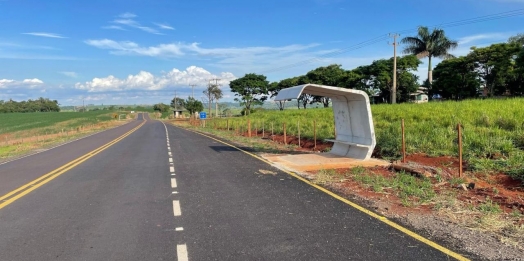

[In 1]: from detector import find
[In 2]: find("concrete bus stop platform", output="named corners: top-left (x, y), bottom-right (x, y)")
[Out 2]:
top-left (261, 153), bottom-right (391, 173)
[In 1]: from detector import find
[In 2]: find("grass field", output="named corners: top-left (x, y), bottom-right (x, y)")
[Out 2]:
top-left (0, 111), bottom-right (119, 134)
top-left (205, 98), bottom-right (524, 180)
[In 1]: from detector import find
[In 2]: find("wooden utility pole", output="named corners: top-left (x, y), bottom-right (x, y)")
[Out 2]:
top-left (389, 33), bottom-right (400, 104)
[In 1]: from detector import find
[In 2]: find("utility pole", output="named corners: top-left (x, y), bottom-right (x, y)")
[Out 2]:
top-left (174, 90), bottom-right (177, 118)
top-left (189, 84), bottom-right (197, 98)
top-left (209, 78), bottom-right (221, 117)
top-left (389, 33), bottom-right (400, 104)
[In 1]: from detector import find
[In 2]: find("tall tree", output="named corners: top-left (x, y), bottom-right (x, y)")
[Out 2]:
top-left (355, 55), bottom-right (421, 103)
top-left (229, 73), bottom-right (269, 115)
top-left (468, 43), bottom-right (521, 96)
top-left (306, 64), bottom-right (347, 107)
top-left (508, 33), bottom-right (524, 46)
top-left (432, 57), bottom-right (480, 100)
top-left (184, 97), bottom-right (204, 116)
top-left (211, 85), bottom-right (223, 117)
top-left (170, 97), bottom-right (185, 110)
top-left (401, 26), bottom-right (458, 84)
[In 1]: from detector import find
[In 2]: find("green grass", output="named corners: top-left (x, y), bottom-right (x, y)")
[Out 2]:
top-left (0, 111), bottom-right (118, 134)
top-left (204, 98), bottom-right (524, 180)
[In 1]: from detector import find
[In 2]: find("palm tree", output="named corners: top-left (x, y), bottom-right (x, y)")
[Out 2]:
top-left (401, 26), bottom-right (458, 84)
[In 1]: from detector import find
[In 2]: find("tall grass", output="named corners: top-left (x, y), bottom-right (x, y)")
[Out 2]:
top-left (206, 98), bottom-right (524, 180)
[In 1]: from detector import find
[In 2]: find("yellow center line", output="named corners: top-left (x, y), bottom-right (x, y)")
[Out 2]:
top-left (0, 120), bottom-right (146, 210)
top-left (174, 124), bottom-right (470, 261)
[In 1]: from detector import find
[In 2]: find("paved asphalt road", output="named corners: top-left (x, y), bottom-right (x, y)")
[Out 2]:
top-left (0, 113), bottom-right (469, 260)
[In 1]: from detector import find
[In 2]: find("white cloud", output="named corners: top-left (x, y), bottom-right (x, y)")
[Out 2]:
top-left (85, 39), bottom-right (185, 56)
top-left (118, 12), bottom-right (136, 18)
top-left (0, 78), bottom-right (44, 89)
top-left (114, 19), bottom-right (139, 27)
top-left (155, 23), bottom-right (175, 30)
top-left (102, 25), bottom-right (126, 31)
top-left (59, 71), bottom-right (78, 78)
top-left (458, 33), bottom-right (509, 45)
top-left (22, 32), bottom-right (67, 38)
top-left (84, 39), bottom-right (322, 63)
top-left (110, 17), bottom-right (162, 35)
top-left (74, 66), bottom-right (236, 93)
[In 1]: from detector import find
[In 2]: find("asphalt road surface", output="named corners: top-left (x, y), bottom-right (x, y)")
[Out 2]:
top-left (0, 113), bottom-right (469, 260)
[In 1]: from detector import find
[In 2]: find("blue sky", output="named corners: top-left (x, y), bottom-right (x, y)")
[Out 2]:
top-left (0, 0), bottom-right (523, 106)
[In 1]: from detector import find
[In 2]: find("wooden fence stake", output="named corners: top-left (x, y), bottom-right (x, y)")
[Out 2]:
top-left (283, 123), bottom-right (287, 145)
top-left (262, 121), bottom-right (265, 138)
top-left (298, 121), bottom-right (301, 147)
top-left (271, 122), bottom-right (274, 141)
top-left (314, 120), bottom-right (317, 150)
top-left (401, 119), bottom-right (406, 163)
top-left (248, 119), bottom-right (251, 137)
top-left (458, 123), bottom-right (463, 178)
top-left (227, 120), bottom-right (229, 131)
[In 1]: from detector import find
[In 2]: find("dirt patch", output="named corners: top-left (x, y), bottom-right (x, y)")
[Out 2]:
top-left (302, 160), bottom-right (524, 260)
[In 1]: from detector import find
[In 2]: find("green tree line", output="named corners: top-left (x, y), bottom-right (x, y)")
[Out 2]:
top-left (0, 98), bottom-right (60, 113)
top-left (228, 29), bottom-right (524, 113)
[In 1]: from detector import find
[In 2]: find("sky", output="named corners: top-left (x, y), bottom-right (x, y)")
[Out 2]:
top-left (0, 0), bottom-right (523, 106)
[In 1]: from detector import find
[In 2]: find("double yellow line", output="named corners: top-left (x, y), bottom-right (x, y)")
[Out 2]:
top-left (0, 121), bottom-right (145, 210)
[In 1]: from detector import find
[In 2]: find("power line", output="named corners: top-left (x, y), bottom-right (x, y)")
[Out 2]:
top-left (259, 8), bottom-right (524, 75)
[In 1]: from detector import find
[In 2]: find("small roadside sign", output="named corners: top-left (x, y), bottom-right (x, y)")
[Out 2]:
top-left (199, 112), bottom-right (207, 119)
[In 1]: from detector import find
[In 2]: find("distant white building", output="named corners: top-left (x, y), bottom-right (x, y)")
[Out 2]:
top-left (410, 87), bottom-right (428, 103)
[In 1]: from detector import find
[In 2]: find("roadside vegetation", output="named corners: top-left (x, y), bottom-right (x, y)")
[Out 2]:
top-left (0, 111), bottom-right (133, 159)
top-left (202, 98), bottom-right (524, 181)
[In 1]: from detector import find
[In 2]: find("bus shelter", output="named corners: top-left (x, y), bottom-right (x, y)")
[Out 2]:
top-left (274, 84), bottom-right (376, 160)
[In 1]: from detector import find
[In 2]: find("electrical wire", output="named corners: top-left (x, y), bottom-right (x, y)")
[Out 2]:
top-left (259, 8), bottom-right (524, 74)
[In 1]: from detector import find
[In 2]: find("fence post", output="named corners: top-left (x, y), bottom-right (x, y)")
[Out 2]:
top-left (248, 119), bottom-right (251, 137)
top-left (314, 120), bottom-right (317, 150)
top-left (262, 121), bottom-right (265, 138)
top-left (401, 119), bottom-right (406, 163)
top-left (227, 119), bottom-right (229, 131)
top-left (298, 121), bottom-right (301, 147)
top-left (283, 122), bottom-right (287, 145)
top-left (271, 122), bottom-right (274, 140)
top-left (458, 123), bottom-right (463, 178)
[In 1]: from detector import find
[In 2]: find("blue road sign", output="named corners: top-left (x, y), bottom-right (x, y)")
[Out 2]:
top-left (199, 112), bottom-right (207, 119)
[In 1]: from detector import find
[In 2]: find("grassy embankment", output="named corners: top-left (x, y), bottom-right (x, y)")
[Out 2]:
top-left (202, 98), bottom-right (524, 181)
top-left (0, 111), bottom-right (130, 158)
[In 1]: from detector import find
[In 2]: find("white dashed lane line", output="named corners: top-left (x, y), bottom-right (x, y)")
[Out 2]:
top-left (162, 121), bottom-right (188, 261)
top-left (173, 200), bottom-right (182, 216)
top-left (177, 244), bottom-right (189, 261)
